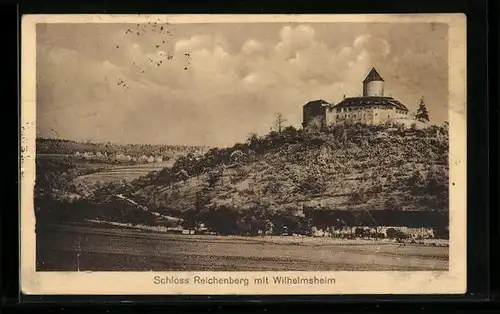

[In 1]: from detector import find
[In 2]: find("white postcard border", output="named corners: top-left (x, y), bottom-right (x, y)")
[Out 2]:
top-left (20, 13), bottom-right (467, 295)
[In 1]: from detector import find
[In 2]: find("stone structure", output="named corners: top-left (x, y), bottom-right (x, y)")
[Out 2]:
top-left (302, 68), bottom-right (411, 128)
top-left (302, 99), bottom-right (330, 128)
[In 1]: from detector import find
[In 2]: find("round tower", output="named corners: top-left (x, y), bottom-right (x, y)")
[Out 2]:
top-left (362, 67), bottom-right (384, 97)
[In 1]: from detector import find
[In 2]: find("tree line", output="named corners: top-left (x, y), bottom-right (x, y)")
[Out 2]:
top-left (36, 138), bottom-right (210, 158)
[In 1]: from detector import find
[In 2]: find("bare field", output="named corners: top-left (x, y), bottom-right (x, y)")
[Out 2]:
top-left (36, 153), bottom-right (173, 184)
top-left (73, 161), bottom-right (173, 184)
top-left (36, 224), bottom-right (449, 272)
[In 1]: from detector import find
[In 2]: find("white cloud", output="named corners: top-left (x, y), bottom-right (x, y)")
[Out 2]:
top-left (354, 34), bottom-right (372, 48)
top-left (279, 25), bottom-right (315, 47)
top-left (174, 35), bottom-right (213, 53)
top-left (354, 34), bottom-right (391, 57)
top-left (337, 46), bottom-right (353, 59)
top-left (132, 26), bottom-right (382, 106)
top-left (241, 39), bottom-right (265, 55)
top-left (274, 24), bottom-right (316, 59)
top-left (38, 25), bottom-right (406, 146)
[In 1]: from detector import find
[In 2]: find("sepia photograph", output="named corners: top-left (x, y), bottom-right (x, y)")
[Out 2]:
top-left (20, 14), bottom-right (467, 295)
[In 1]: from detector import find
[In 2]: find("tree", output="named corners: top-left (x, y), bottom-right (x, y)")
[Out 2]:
top-left (349, 188), bottom-right (366, 205)
top-left (424, 166), bottom-right (449, 211)
top-left (246, 133), bottom-right (261, 152)
top-left (184, 191), bottom-right (210, 233)
top-left (274, 113), bottom-right (287, 134)
top-left (305, 116), bottom-right (323, 133)
top-left (385, 196), bottom-right (398, 211)
top-left (415, 97), bottom-right (430, 123)
top-left (298, 175), bottom-right (326, 195)
top-left (207, 170), bottom-right (222, 188)
top-left (386, 228), bottom-right (408, 240)
top-left (229, 150), bottom-right (244, 163)
top-left (175, 169), bottom-right (189, 182)
top-left (200, 205), bottom-right (241, 235)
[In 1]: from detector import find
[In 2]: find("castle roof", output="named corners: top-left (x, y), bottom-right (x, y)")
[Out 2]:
top-left (303, 99), bottom-right (331, 108)
top-left (363, 67), bottom-right (384, 83)
top-left (332, 96), bottom-right (409, 111)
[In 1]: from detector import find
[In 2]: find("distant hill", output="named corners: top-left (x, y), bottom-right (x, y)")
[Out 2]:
top-left (36, 138), bottom-right (211, 158)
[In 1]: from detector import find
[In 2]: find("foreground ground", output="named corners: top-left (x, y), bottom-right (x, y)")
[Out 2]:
top-left (36, 223), bottom-right (448, 272)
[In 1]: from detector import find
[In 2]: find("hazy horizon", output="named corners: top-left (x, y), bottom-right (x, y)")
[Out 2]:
top-left (36, 136), bottom-right (213, 148)
top-left (36, 22), bottom-right (449, 147)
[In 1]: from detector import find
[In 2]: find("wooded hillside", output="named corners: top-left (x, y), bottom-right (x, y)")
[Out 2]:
top-left (35, 123), bottom-right (450, 236)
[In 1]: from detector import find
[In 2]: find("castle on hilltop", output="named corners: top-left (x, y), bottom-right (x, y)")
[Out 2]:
top-left (302, 68), bottom-right (412, 128)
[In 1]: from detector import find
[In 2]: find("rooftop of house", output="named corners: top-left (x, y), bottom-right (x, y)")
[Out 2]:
top-left (331, 96), bottom-right (409, 111)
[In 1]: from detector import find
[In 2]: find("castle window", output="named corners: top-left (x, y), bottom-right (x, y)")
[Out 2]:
top-left (337, 115), bottom-right (339, 118)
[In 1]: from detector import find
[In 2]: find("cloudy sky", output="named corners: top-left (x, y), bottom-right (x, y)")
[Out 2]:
top-left (36, 22), bottom-right (448, 147)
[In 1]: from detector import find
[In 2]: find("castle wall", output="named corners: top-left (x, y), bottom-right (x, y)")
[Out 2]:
top-left (325, 108), bottom-right (336, 125)
top-left (327, 107), bottom-right (376, 126)
top-left (310, 68), bottom-right (413, 128)
top-left (373, 107), bottom-right (408, 124)
top-left (327, 106), bottom-right (408, 126)
top-left (303, 103), bottom-right (327, 127)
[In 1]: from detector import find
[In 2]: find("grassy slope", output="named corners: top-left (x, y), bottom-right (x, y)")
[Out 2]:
top-left (123, 124), bottom-right (449, 214)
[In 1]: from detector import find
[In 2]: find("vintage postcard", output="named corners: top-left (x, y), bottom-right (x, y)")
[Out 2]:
top-left (20, 14), bottom-right (467, 295)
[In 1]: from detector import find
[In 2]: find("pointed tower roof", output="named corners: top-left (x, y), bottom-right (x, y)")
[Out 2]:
top-left (363, 67), bottom-right (384, 83)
